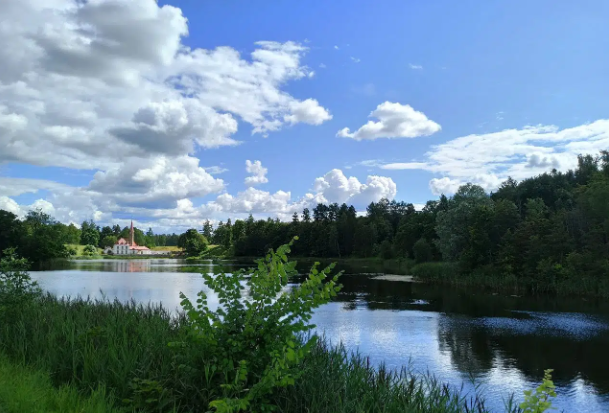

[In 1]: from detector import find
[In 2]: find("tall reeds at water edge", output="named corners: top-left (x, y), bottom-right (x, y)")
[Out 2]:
top-left (0, 293), bottom-right (520, 413)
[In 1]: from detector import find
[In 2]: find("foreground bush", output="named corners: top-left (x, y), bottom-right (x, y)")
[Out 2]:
top-left (169, 238), bottom-right (342, 412)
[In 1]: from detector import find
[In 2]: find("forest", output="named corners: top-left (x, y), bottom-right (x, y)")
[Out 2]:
top-left (0, 212), bottom-right (180, 264)
top-left (1, 150), bottom-right (608, 294)
top-left (207, 150), bottom-right (609, 294)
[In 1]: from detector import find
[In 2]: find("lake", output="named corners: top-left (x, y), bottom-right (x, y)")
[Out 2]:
top-left (30, 258), bottom-right (609, 413)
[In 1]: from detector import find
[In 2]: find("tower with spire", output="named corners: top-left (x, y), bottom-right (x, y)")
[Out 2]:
top-left (107, 220), bottom-right (152, 255)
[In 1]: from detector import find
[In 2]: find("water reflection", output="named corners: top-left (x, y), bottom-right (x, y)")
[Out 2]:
top-left (29, 259), bottom-right (609, 413)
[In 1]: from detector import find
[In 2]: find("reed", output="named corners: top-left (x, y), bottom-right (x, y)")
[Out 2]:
top-left (0, 293), bottom-right (518, 412)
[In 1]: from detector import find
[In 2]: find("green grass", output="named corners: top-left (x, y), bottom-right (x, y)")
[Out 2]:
top-left (66, 244), bottom-right (103, 258)
top-left (0, 353), bottom-right (121, 413)
top-left (0, 293), bottom-right (516, 413)
top-left (150, 246), bottom-right (183, 252)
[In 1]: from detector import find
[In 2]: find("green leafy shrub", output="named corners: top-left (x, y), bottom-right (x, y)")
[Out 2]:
top-left (0, 248), bottom-right (41, 320)
top-left (519, 369), bottom-right (556, 413)
top-left (169, 237), bottom-right (342, 412)
top-left (83, 244), bottom-right (98, 256)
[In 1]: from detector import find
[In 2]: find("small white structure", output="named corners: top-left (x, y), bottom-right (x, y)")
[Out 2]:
top-left (109, 221), bottom-right (153, 255)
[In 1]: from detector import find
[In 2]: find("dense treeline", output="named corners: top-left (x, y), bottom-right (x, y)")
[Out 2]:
top-left (0, 210), bottom-right (75, 264)
top-left (89, 223), bottom-right (180, 249)
top-left (207, 150), bottom-right (609, 293)
top-left (2, 149), bottom-right (608, 289)
top-left (206, 201), bottom-right (439, 260)
top-left (0, 211), bottom-right (180, 263)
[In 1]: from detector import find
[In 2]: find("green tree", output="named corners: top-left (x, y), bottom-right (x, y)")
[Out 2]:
top-left (20, 210), bottom-right (70, 262)
top-left (353, 224), bottom-right (375, 257)
top-left (413, 238), bottom-right (433, 263)
top-left (201, 220), bottom-right (214, 240)
top-left (101, 235), bottom-right (118, 248)
top-left (80, 220), bottom-right (100, 246)
top-left (99, 226), bottom-right (114, 246)
top-left (145, 227), bottom-right (156, 248)
top-left (435, 184), bottom-right (491, 262)
top-left (64, 223), bottom-right (81, 244)
top-left (0, 211), bottom-right (21, 256)
top-left (178, 229), bottom-right (209, 257)
top-left (134, 227), bottom-right (146, 246)
top-left (378, 239), bottom-right (394, 259)
top-left (83, 244), bottom-right (97, 256)
top-left (301, 208), bottom-right (311, 223)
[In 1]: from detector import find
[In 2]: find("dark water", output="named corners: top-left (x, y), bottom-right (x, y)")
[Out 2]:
top-left (30, 259), bottom-right (609, 413)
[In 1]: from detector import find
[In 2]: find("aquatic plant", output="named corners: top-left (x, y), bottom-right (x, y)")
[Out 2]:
top-left (519, 369), bottom-right (556, 413)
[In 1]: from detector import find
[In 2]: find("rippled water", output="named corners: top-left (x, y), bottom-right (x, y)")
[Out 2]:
top-left (29, 258), bottom-right (609, 413)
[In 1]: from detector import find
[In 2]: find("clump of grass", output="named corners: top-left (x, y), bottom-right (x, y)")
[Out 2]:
top-left (411, 262), bottom-right (459, 282)
top-left (279, 339), bottom-right (498, 413)
top-left (0, 353), bottom-right (122, 413)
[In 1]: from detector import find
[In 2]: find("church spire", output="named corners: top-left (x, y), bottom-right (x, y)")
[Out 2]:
top-left (130, 220), bottom-right (134, 246)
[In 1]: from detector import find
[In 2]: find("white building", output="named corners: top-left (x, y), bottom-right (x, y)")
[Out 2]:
top-left (107, 221), bottom-right (153, 255)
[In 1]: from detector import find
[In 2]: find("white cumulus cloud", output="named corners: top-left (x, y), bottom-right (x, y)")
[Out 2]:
top-left (0, 0), bottom-right (331, 170)
top-left (88, 155), bottom-right (225, 209)
top-left (312, 169), bottom-right (397, 205)
top-left (0, 168), bottom-right (398, 232)
top-left (0, 0), bottom-right (337, 222)
top-left (371, 119), bottom-right (609, 195)
top-left (337, 102), bottom-right (441, 141)
top-left (284, 99), bottom-right (332, 125)
top-left (244, 160), bottom-right (269, 186)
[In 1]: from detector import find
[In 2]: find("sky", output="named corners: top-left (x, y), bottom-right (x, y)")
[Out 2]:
top-left (1, 0), bottom-right (609, 233)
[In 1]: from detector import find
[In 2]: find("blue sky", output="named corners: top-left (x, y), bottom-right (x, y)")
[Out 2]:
top-left (1, 0), bottom-right (608, 232)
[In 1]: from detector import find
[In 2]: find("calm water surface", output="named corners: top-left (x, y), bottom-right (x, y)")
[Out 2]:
top-left (30, 258), bottom-right (609, 413)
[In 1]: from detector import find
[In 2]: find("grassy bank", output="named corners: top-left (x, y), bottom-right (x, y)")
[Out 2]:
top-left (150, 246), bottom-right (182, 252)
top-left (66, 244), bottom-right (103, 257)
top-left (185, 244), bottom-right (224, 260)
top-left (0, 353), bottom-right (121, 413)
top-left (412, 262), bottom-right (609, 298)
top-left (0, 294), bottom-right (519, 413)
